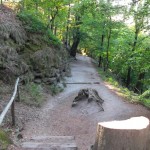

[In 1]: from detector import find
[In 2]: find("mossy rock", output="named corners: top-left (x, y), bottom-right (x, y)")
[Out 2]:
top-left (0, 128), bottom-right (12, 150)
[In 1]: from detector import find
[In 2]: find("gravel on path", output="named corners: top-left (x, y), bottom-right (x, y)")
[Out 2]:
top-left (22, 54), bottom-right (150, 150)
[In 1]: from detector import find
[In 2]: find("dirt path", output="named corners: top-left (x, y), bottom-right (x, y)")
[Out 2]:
top-left (22, 54), bottom-right (150, 150)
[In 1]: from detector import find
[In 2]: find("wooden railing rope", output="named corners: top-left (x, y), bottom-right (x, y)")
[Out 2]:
top-left (0, 77), bottom-right (20, 126)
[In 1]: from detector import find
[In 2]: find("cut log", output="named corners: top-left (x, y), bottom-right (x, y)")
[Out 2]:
top-left (93, 116), bottom-right (150, 150)
top-left (72, 88), bottom-right (104, 111)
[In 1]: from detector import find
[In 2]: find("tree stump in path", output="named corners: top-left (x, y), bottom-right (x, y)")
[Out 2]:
top-left (93, 116), bottom-right (150, 150)
top-left (72, 88), bottom-right (104, 111)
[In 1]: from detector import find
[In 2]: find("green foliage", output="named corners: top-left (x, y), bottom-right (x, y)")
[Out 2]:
top-left (0, 129), bottom-right (12, 150)
top-left (21, 83), bottom-right (43, 107)
top-left (140, 90), bottom-right (150, 99)
top-left (49, 84), bottom-right (64, 96)
top-left (139, 90), bottom-right (150, 107)
top-left (11, 0), bottom-right (150, 106)
top-left (98, 67), bottom-right (150, 108)
top-left (17, 11), bottom-right (61, 46)
top-left (17, 11), bottom-right (46, 33)
top-left (98, 67), bottom-right (135, 99)
top-left (78, 0), bottom-right (150, 95)
top-left (45, 29), bottom-right (61, 46)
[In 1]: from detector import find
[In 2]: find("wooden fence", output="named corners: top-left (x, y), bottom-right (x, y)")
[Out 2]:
top-left (0, 77), bottom-right (20, 126)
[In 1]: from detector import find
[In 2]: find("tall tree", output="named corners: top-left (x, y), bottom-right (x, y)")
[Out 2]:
top-left (126, 0), bottom-right (150, 88)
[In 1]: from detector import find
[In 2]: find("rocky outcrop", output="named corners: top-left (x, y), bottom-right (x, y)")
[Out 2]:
top-left (31, 47), bottom-right (70, 84)
top-left (0, 5), bottom-right (70, 85)
top-left (0, 47), bottom-right (29, 83)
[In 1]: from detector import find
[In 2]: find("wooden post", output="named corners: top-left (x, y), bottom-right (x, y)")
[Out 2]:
top-left (0, 78), bottom-right (19, 126)
top-left (11, 101), bottom-right (15, 126)
top-left (93, 116), bottom-right (150, 150)
top-left (16, 86), bottom-right (20, 102)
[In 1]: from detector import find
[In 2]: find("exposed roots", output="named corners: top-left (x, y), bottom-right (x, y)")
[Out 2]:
top-left (72, 88), bottom-right (104, 111)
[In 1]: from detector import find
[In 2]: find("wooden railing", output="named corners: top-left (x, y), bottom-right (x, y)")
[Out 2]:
top-left (0, 77), bottom-right (20, 126)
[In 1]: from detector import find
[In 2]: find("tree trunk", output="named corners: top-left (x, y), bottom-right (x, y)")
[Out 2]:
top-left (47, 7), bottom-right (58, 33)
top-left (70, 15), bottom-right (81, 57)
top-left (93, 116), bottom-right (150, 150)
top-left (106, 20), bottom-right (112, 70)
top-left (98, 33), bottom-right (105, 68)
top-left (47, 8), bottom-right (51, 29)
top-left (126, 66), bottom-right (131, 88)
top-left (72, 88), bottom-right (104, 111)
top-left (51, 17), bottom-right (54, 33)
top-left (126, 28), bottom-right (139, 88)
top-left (70, 37), bottom-right (80, 57)
top-left (65, 3), bottom-right (71, 49)
top-left (98, 56), bottom-right (102, 67)
top-left (134, 72), bottom-right (145, 93)
top-left (54, 26), bottom-right (57, 36)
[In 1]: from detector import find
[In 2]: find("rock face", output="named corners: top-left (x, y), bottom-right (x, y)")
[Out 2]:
top-left (31, 47), bottom-right (70, 84)
top-left (0, 47), bottom-right (29, 83)
top-left (0, 5), bottom-right (70, 85)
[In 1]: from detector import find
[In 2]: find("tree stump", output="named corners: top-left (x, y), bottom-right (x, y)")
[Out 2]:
top-left (72, 88), bottom-right (104, 111)
top-left (93, 116), bottom-right (150, 150)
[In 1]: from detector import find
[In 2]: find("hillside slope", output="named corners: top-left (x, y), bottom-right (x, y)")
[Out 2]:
top-left (0, 5), bottom-right (70, 85)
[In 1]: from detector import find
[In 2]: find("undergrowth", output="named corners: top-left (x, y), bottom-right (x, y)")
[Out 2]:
top-left (49, 84), bottom-right (64, 96)
top-left (17, 11), bottom-right (61, 46)
top-left (98, 68), bottom-right (150, 108)
top-left (20, 83), bottom-right (43, 107)
top-left (139, 90), bottom-right (150, 107)
top-left (0, 128), bottom-right (12, 150)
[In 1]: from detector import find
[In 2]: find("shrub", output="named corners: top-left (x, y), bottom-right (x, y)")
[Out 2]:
top-left (17, 11), bottom-right (61, 46)
top-left (49, 84), bottom-right (64, 96)
top-left (20, 83), bottom-right (43, 107)
top-left (46, 29), bottom-right (61, 46)
top-left (0, 129), bottom-right (12, 149)
top-left (139, 90), bottom-right (150, 107)
top-left (140, 90), bottom-right (150, 99)
top-left (17, 11), bottom-right (46, 33)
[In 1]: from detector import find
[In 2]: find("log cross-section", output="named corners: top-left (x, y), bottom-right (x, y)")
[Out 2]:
top-left (93, 116), bottom-right (150, 150)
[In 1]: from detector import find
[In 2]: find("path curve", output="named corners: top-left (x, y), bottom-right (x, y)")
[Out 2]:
top-left (22, 54), bottom-right (150, 150)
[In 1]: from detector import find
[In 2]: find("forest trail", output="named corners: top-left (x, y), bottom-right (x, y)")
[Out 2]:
top-left (22, 54), bottom-right (150, 150)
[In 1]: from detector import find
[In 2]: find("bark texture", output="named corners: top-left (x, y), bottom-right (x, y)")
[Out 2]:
top-left (93, 116), bottom-right (150, 150)
top-left (72, 88), bottom-right (104, 111)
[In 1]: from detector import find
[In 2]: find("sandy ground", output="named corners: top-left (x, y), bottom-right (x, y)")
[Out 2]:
top-left (22, 54), bottom-right (150, 150)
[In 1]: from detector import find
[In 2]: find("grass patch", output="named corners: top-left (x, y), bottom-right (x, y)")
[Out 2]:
top-left (17, 11), bottom-right (46, 33)
top-left (0, 128), bottom-right (12, 150)
top-left (97, 68), bottom-right (150, 107)
top-left (20, 83), bottom-right (44, 107)
top-left (49, 84), bottom-right (64, 96)
top-left (45, 29), bottom-right (61, 46)
top-left (139, 90), bottom-right (150, 107)
top-left (17, 11), bottom-right (61, 46)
